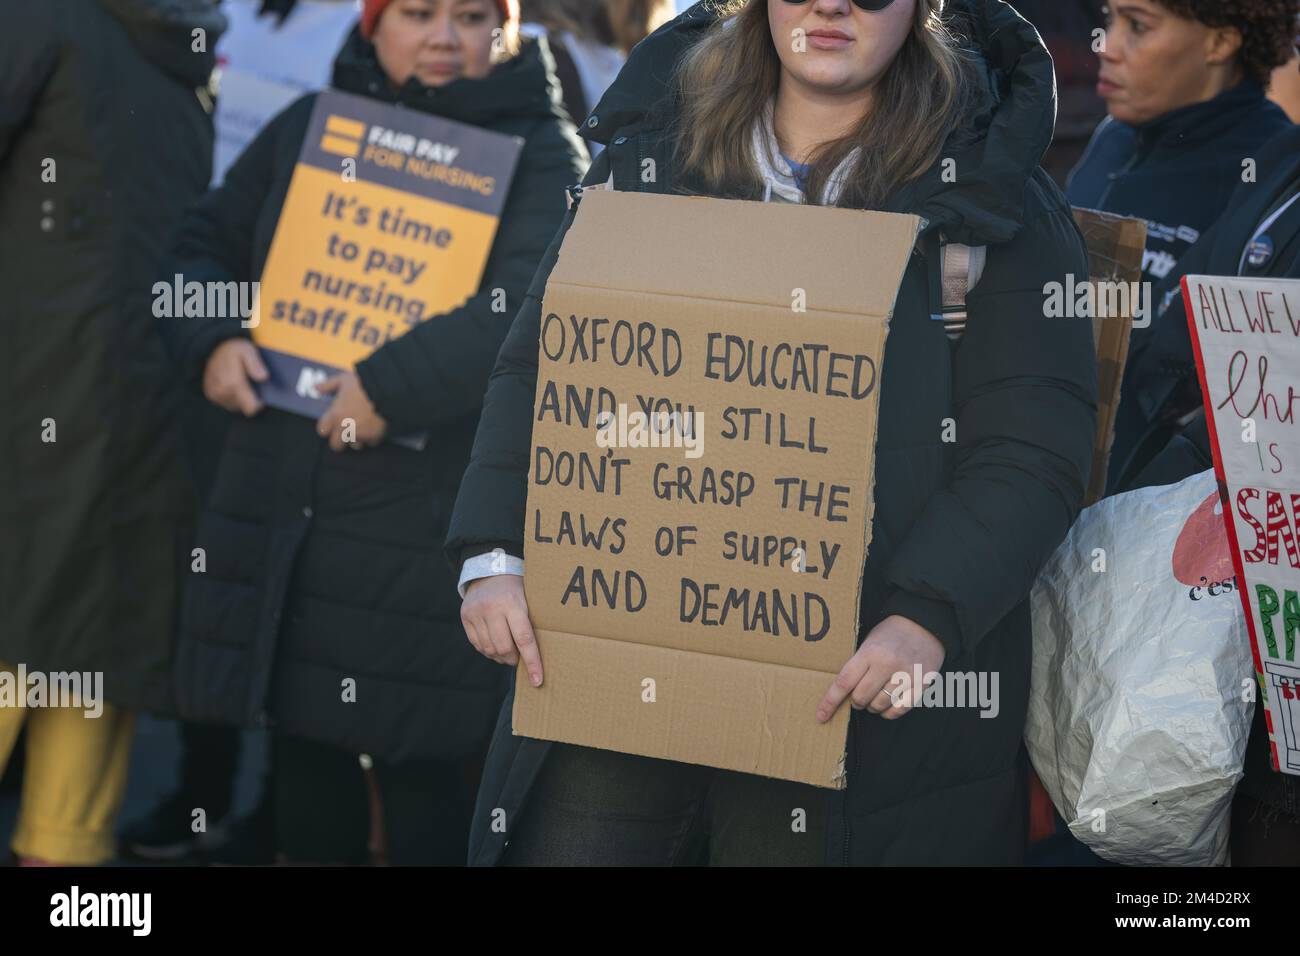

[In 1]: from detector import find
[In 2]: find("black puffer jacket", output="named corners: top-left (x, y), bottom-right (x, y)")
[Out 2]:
top-left (0, 0), bottom-right (225, 713)
top-left (161, 29), bottom-right (588, 762)
top-left (447, 0), bottom-right (1098, 864)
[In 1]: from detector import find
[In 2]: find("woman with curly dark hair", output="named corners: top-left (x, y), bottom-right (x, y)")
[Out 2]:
top-left (1066, 0), bottom-right (1297, 489)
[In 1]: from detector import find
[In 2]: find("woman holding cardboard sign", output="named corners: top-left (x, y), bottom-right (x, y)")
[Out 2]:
top-left (159, 0), bottom-right (587, 863)
top-left (451, 0), bottom-right (1097, 865)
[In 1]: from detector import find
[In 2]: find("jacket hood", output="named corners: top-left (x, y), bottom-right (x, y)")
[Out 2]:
top-left (585, 0), bottom-right (1058, 245)
top-left (96, 0), bottom-right (228, 87)
top-left (331, 26), bottom-right (568, 126)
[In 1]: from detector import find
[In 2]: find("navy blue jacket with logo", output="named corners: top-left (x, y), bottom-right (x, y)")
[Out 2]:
top-left (1067, 82), bottom-right (1292, 289)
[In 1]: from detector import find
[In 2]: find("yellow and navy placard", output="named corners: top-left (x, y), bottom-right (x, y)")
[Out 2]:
top-left (252, 89), bottom-right (522, 418)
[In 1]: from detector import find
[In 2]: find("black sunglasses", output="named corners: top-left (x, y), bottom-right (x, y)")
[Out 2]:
top-left (782, 0), bottom-right (898, 10)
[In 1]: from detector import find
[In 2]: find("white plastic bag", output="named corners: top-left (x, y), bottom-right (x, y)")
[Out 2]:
top-left (1027, 470), bottom-right (1254, 866)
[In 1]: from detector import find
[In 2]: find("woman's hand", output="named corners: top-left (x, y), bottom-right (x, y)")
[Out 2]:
top-left (315, 372), bottom-right (387, 451)
top-left (816, 615), bottom-right (946, 722)
top-left (461, 574), bottom-right (543, 687)
top-left (202, 338), bottom-right (268, 416)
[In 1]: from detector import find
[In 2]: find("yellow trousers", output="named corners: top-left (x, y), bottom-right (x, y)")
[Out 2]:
top-left (0, 662), bottom-right (134, 864)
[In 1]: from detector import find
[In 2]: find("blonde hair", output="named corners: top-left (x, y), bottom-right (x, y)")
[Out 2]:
top-left (673, 0), bottom-right (978, 208)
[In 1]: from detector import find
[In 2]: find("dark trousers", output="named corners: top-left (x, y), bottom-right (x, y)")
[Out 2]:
top-left (502, 743), bottom-right (831, 866)
top-left (273, 732), bottom-right (474, 866)
top-left (1231, 793), bottom-right (1300, 865)
top-left (1230, 702), bottom-right (1300, 865)
top-left (179, 722), bottom-right (241, 821)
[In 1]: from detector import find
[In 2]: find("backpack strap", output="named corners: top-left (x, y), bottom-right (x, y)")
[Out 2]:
top-left (938, 240), bottom-right (987, 341)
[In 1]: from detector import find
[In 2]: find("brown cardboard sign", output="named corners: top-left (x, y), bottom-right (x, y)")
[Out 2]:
top-left (1070, 207), bottom-right (1148, 504)
top-left (516, 190), bottom-right (921, 788)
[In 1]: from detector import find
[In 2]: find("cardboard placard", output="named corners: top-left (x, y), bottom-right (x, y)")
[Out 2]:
top-left (250, 89), bottom-right (521, 420)
top-left (1183, 274), bottom-right (1300, 775)
top-left (516, 190), bottom-right (921, 788)
top-left (1071, 207), bottom-right (1147, 504)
